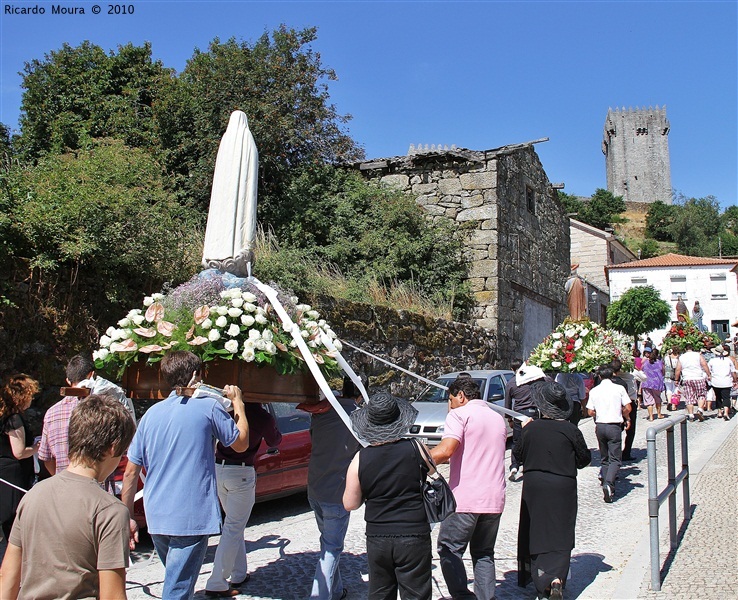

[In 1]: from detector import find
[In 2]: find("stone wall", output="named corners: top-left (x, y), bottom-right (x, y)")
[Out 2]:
top-left (316, 295), bottom-right (498, 398)
top-left (351, 143), bottom-right (570, 366)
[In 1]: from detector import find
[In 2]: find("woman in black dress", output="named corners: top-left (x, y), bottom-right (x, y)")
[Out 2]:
top-left (343, 391), bottom-right (431, 600)
top-left (0, 374), bottom-right (40, 542)
top-left (514, 381), bottom-right (591, 600)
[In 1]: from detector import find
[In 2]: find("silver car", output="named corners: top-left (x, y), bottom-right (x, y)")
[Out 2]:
top-left (406, 370), bottom-right (515, 446)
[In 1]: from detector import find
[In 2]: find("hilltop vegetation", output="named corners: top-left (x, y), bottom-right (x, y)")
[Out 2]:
top-left (0, 29), bottom-right (471, 373)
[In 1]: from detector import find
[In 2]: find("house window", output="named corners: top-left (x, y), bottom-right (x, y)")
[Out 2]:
top-left (631, 277), bottom-right (647, 286)
top-left (526, 186), bottom-right (536, 214)
top-left (710, 273), bottom-right (727, 299)
top-left (670, 275), bottom-right (687, 301)
top-left (711, 320), bottom-right (729, 342)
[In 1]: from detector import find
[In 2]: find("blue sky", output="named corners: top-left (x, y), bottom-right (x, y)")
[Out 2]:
top-left (1, 1), bottom-right (736, 207)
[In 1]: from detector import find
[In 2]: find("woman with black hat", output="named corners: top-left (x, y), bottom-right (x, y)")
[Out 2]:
top-left (514, 382), bottom-right (591, 600)
top-left (343, 392), bottom-right (431, 600)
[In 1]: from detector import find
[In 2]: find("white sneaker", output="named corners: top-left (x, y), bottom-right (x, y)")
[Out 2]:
top-left (508, 467), bottom-right (519, 481)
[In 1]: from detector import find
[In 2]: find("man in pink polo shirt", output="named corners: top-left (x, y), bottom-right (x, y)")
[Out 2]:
top-left (431, 376), bottom-right (507, 600)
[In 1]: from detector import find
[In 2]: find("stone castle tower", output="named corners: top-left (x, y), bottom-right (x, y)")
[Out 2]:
top-left (602, 106), bottom-right (672, 204)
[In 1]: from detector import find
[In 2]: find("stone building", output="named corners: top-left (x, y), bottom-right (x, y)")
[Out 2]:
top-left (349, 140), bottom-right (570, 365)
top-left (602, 106), bottom-right (672, 204)
top-left (569, 218), bottom-right (637, 324)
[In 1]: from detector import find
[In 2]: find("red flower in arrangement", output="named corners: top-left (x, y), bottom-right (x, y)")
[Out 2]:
top-left (566, 342), bottom-right (575, 350)
top-left (565, 353), bottom-right (574, 363)
top-left (678, 330), bottom-right (685, 337)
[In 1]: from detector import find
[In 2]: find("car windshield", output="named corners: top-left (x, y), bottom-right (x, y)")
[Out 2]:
top-left (414, 378), bottom-right (488, 403)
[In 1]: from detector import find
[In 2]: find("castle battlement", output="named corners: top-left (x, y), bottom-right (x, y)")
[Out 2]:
top-left (602, 106), bottom-right (672, 204)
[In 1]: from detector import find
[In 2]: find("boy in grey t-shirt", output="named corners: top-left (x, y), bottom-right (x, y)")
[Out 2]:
top-left (0, 395), bottom-right (135, 600)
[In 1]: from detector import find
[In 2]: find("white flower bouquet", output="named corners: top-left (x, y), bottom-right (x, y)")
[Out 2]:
top-left (527, 318), bottom-right (634, 374)
top-left (93, 273), bottom-right (341, 379)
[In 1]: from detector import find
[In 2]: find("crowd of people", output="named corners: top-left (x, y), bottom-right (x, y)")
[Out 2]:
top-left (0, 339), bottom-right (736, 600)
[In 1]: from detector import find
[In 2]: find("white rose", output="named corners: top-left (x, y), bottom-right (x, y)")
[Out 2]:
top-left (564, 328), bottom-right (576, 339)
top-left (553, 341), bottom-right (562, 349)
top-left (93, 348), bottom-right (110, 361)
top-left (201, 318), bottom-right (213, 329)
top-left (241, 315), bottom-right (255, 327)
top-left (255, 339), bottom-right (266, 350)
top-left (318, 319), bottom-right (326, 327)
top-left (552, 361), bottom-right (562, 368)
top-left (301, 330), bottom-right (309, 339)
top-left (227, 324), bottom-right (240, 337)
top-left (242, 348), bottom-right (255, 362)
top-left (552, 332), bottom-right (562, 339)
top-left (307, 340), bottom-right (317, 348)
top-left (216, 306), bottom-right (228, 316)
top-left (106, 326), bottom-right (117, 337)
top-left (152, 293), bottom-right (165, 301)
top-left (569, 362), bottom-right (578, 370)
top-left (328, 329), bottom-right (337, 339)
top-left (99, 335), bottom-right (112, 348)
top-left (248, 329), bottom-right (261, 340)
top-left (242, 292), bottom-right (257, 303)
top-left (307, 310), bottom-right (319, 319)
top-left (255, 314), bottom-right (267, 325)
top-left (231, 298), bottom-right (244, 308)
top-left (256, 306), bottom-right (266, 316)
top-left (143, 296), bottom-right (154, 307)
top-left (111, 328), bottom-right (124, 341)
top-left (262, 329), bottom-right (274, 342)
top-left (118, 317), bottom-right (131, 327)
top-left (132, 314), bottom-right (145, 326)
top-left (334, 339), bottom-right (343, 352)
top-left (228, 307), bottom-right (243, 318)
top-left (290, 339), bottom-right (298, 348)
top-left (574, 338), bottom-right (583, 349)
top-left (119, 329), bottom-right (132, 340)
top-left (215, 316), bottom-right (228, 328)
top-left (242, 303), bottom-right (256, 313)
top-left (127, 309), bottom-right (142, 318)
top-left (579, 329), bottom-right (589, 337)
top-left (243, 339), bottom-right (256, 350)
top-left (265, 342), bottom-right (277, 355)
top-left (224, 339), bottom-right (239, 353)
top-left (208, 329), bottom-right (221, 342)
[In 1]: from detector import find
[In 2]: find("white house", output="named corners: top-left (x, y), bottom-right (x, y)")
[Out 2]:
top-left (606, 253), bottom-right (738, 346)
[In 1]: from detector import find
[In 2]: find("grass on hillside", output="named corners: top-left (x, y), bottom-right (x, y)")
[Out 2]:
top-left (253, 230), bottom-right (456, 320)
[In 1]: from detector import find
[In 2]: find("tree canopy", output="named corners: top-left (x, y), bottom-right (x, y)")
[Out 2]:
top-left (558, 188), bottom-right (626, 230)
top-left (607, 285), bottom-right (672, 343)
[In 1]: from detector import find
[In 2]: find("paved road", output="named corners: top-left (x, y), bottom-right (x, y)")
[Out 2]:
top-left (124, 407), bottom-right (737, 599)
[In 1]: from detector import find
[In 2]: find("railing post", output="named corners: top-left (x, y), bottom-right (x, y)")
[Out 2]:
top-left (666, 427), bottom-right (677, 550)
top-left (647, 426), bottom-right (661, 591)
top-left (681, 418), bottom-right (690, 521)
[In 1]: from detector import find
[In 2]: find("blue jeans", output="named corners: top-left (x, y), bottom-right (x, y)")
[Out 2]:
top-left (151, 533), bottom-right (209, 600)
top-left (438, 512), bottom-right (501, 600)
top-left (309, 497), bottom-right (351, 599)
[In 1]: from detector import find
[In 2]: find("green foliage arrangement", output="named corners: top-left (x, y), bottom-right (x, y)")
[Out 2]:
top-left (660, 316), bottom-right (721, 353)
top-left (645, 200), bottom-right (676, 242)
top-left (527, 318), bottom-right (634, 374)
top-left (93, 273), bottom-right (341, 380)
top-left (606, 285), bottom-right (671, 344)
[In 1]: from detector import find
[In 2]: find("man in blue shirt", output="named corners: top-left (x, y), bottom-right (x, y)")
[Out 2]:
top-left (121, 351), bottom-right (249, 599)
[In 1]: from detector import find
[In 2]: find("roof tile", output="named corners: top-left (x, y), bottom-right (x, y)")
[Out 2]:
top-left (607, 252), bottom-right (738, 269)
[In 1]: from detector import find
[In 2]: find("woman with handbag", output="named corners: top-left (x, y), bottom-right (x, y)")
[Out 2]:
top-left (664, 348), bottom-right (680, 410)
top-left (514, 382), bottom-right (591, 600)
top-left (343, 392), bottom-right (432, 600)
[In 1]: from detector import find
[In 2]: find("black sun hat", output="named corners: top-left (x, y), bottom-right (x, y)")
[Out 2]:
top-left (532, 381), bottom-right (573, 420)
top-left (350, 391), bottom-right (418, 445)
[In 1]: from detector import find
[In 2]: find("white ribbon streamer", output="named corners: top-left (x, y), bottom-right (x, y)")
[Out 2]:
top-left (249, 277), bottom-right (367, 446)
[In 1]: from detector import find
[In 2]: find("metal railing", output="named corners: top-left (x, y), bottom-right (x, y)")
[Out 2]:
top-left (646, 413), bottom-right (690, 591)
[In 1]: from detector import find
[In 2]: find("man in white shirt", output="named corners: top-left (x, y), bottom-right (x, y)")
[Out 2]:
top-left (588, 366), bottom-right (632, 503)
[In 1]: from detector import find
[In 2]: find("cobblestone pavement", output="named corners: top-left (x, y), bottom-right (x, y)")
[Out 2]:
top-left (637, 422), bottom-right (737, 599)
top-left (124, 408), bottom-right (737, 599)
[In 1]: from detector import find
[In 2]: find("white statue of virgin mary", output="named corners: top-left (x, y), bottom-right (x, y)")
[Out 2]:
top-left (201, 110), bottom-right (258, 277)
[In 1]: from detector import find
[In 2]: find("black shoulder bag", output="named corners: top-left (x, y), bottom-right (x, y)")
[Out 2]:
top-left (411, 439), bottom-right (457, 523)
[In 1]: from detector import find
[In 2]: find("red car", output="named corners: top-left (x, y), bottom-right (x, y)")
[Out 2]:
top-left (113, 402), bottom-right (312, 530)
